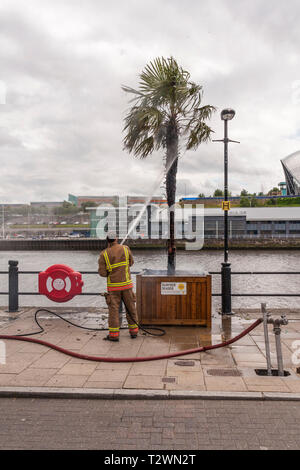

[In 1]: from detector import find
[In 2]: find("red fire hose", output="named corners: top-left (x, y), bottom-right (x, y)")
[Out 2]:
top-left (0, 318), bottom-right (262, 363)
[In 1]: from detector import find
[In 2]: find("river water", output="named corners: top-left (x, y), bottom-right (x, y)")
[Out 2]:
top-left (0, 249), bottom-right (299, 310)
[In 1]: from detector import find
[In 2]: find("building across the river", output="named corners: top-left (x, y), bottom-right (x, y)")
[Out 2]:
top-left (68, 194), bottom-right (167, 208)
top-left (88, 206), bottom-right (300, 240)
top-left (281, 150), bottom-right (300, 195)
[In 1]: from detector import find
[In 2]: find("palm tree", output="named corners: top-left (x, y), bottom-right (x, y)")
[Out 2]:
top-left (123, 57), bottom-right (215, 273)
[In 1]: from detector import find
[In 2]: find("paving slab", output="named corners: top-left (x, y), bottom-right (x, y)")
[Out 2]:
top-left (204, 376), bottom-right (247, 392)
top-left (0, 306), bottom-right (299, 397)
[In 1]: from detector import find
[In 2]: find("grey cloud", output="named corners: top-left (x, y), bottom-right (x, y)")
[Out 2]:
top-left (0, 0), bottom-right (299, 202)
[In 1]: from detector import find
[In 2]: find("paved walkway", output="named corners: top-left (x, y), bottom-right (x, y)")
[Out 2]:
top-left (0, 307), bottom-right (299, 395)
top-left (0, 397), bottom-right (299, 450)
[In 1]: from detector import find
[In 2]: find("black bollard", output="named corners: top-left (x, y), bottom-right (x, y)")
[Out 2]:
top-left (221, 262), bottom-right (233, 315)
top-left (8, 260), bottom-right (19, 312)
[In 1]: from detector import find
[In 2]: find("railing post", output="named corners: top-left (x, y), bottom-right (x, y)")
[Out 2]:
top-left (221, 262), bottom-right (233, 315)
top-left (8, 260), bottom-right (19, 312)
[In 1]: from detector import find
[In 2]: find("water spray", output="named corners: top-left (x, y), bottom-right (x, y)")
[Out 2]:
top-left (120, 151), bottom-right (182, 246)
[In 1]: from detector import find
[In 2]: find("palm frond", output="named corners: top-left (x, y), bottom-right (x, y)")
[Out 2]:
top-left (186, 122), bottom-right (215, 150)
top-left (122, 56), bottom-right (216, 158)
top-left (123, 104), bottom-right (166, 158)
top-left (184, 104), bottom-right (216, 145)
top-left (121, 85), bottom-right (144, 96)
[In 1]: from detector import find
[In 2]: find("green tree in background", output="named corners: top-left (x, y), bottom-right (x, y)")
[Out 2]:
top-left (250, 196), bottom-right (258, 207)
top-left (240, 196), bottom-right (251, 207)
top-left (267, 187), bottom-right (280, 195)
top-left (266, 198), bottom-right (277, 206)
top-left (81, 202), bottom-right (98, 212)
top-left (53, 201), bottom-right (79, 215)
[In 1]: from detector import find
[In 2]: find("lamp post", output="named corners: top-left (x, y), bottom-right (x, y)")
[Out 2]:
top-left (213, 108), bottom-right (239, 315)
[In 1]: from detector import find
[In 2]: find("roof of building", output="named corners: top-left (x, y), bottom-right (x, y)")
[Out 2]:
top-left (30, 201), bottom-right (64, 206)
top-left (205, 207), bottom-right (300, 221)
top-left (88, 205), bottom-right (300, 221)
top-left (281, 150), bottom-right (300, 185)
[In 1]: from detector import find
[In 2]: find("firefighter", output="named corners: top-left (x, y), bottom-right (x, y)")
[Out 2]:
top-left (98, 231), bottom-right (139, 342)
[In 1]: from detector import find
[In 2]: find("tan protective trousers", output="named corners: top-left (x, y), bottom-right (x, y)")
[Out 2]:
top-left (105, 288), bottom-right (139, 331)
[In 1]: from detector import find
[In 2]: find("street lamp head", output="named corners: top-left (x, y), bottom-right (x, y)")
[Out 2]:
top-left (221, 109), bottom-right (235, 121)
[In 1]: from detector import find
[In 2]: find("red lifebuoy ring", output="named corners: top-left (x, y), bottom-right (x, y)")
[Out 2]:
top-left (38, 264), bottom-right (83, 303)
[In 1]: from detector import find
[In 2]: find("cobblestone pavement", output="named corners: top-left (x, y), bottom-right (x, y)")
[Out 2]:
top-left (0, 397), bottom-right (300, 450)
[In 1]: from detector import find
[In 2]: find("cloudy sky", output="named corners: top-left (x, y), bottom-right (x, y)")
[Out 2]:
top-left (0, 0), bottom-right (299, 203)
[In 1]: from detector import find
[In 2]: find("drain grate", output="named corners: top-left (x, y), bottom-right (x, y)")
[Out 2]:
top-left (174, 360), bottom-right (195, 367)
top-left (162, 377), bottom-right (176, 383)
top-left (255, 369), bottom-right (291, 377)
top-left (207, 368), bottom-right (242, 377)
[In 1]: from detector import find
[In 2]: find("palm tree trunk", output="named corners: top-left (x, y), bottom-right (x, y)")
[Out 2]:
top-left (166, 119), bottom-right (178, 274)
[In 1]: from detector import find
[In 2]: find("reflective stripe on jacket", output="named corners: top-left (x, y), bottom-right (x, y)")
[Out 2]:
top-left (98, 243), bottom-right (134, 291)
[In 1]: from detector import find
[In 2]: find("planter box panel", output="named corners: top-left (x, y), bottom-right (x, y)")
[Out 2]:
top-left (136, 272), bottom-right (211, 327)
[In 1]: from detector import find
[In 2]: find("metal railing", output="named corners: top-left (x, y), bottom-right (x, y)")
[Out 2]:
top-left (205, 233), bottom-right (300, 239)
top-left (1, 260), bottom-right (300, 312)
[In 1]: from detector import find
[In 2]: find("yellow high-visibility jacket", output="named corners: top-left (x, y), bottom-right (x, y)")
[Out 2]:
top-left (98, 243), bottom-right (134, 291)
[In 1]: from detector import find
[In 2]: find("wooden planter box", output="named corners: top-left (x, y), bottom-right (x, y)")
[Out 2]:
top-left (136, 270), bottom-right (211, 327)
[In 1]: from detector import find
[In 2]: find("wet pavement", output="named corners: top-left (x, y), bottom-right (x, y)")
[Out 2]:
top-left (0, 306), bottom-right (300, 394)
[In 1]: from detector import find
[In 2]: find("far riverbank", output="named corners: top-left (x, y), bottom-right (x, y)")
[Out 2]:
top-left (0, 238), bottom-right (299, 251)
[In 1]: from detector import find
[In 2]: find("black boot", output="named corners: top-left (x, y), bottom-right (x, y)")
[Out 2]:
top-left (103, 335), bottom-right (119, 342)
